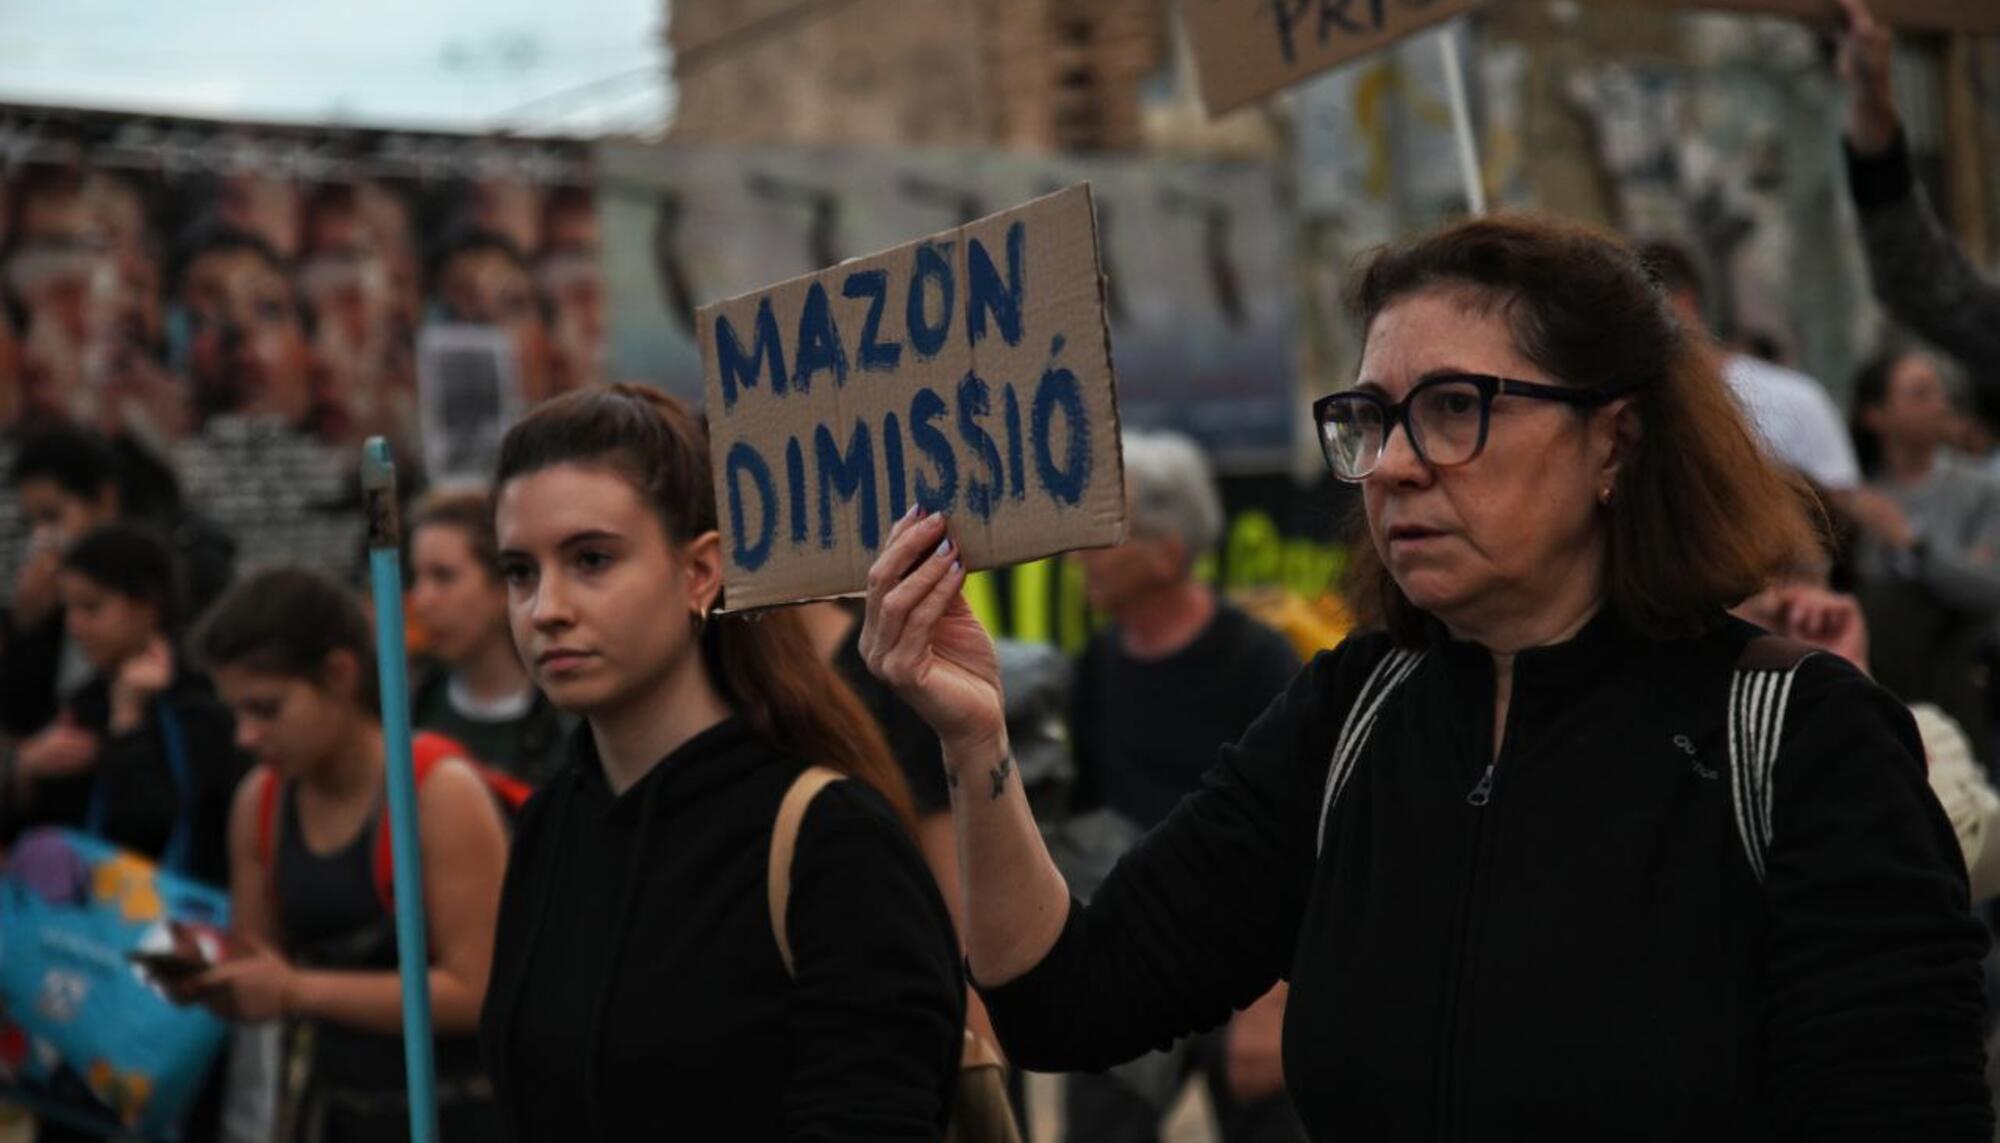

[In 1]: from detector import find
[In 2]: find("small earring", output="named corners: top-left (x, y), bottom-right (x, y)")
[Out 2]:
top-left (690, 601), bottom-right (712, 634)
top-left (1599, 484), bottom-right (1616, 506)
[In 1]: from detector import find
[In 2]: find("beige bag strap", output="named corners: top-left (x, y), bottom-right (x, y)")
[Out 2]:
top-left (768, 766), bottom-right (845, 977)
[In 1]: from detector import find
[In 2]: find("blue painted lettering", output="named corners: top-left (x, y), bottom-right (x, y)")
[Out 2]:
top-left (724, 442), bottom-right (777, 570)
top-left (714, 298), bottom-right (787, 408)
top-left (842, 269), bottom-right (903, 372)
top-left (814, 421), bottom-right (879, 552)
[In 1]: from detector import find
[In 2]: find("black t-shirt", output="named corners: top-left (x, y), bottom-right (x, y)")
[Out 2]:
top-left (410, 666), bottom-right (570, 788)
top-left (834, 622), bottom-right (952, 815)
top-left (1069, 601), bottom-right (1300, 831)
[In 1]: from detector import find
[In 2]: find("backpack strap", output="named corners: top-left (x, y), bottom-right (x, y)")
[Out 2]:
top-left (767, 766), bottom-right (845, 978)
top-left (369, 732), bottom-right (465, 912)
top-left (153, 699), bottom-right (196, 877)
top-left (1727, 635), bottom-right (1818, 884)
top-left (252, 765), bottom-right (285, 921)
top-left (1317, 648), bottom-right (1425, 857)
top-left (255, 765), bottom-right (281, 874)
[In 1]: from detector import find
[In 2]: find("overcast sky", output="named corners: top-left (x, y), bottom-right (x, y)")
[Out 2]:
top-left (0, 0), bottom-right (674, 135)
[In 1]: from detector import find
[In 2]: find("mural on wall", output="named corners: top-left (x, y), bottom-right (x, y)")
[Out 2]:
top-left (0, 107), bottom-right (603, 582)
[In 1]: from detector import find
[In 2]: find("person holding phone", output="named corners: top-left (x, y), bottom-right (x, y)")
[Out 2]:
top-left (169, 567), bottom-right (508, 1142)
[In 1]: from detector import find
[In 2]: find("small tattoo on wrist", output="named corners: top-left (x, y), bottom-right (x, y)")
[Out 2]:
top-left (989, 754), bottom-right (1013, 800)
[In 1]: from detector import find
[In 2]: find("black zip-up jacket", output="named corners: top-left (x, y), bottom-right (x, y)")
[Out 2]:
top-left (981, 612), bottom-right (1991, 1141)
top-left (479, 718), bottom-right (964, 1141)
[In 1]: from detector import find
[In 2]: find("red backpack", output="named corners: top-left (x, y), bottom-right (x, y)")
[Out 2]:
top-left (255, 731), bottom-right (531, 912)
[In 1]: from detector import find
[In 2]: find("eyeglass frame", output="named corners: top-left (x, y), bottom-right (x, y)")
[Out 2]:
top-left (1311, 371), bottom-right (1635, 483)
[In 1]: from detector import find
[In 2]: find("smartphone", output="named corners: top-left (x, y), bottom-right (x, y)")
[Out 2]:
top-left (127, 948), bottom-right (211, 981)
top-left (128, 919), bottom-right (223, 982)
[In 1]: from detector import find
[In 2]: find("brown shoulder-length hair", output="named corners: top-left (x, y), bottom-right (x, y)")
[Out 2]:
top-left (1342, 215), bottom-right (1824, 644)
top-left (493, 384), bottom-right (918, 831)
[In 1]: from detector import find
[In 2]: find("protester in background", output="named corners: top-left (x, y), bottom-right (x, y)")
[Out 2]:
top-left (0, 523), bottom-right (244, 886)
top-left (480, 386), bottom-right (963, 1139)
top-left (177, 567), bottom-right (508, 1141)
top-left (1063, 429), bottom-right (1305, 1143)
top-left (862, 215), bottom-right (1991, 1139)
top-left (409, 485), bottom-right (568, 787)
top-left (2, 427), bottom-right (123, 738)
top-left (1, 425), bottom-right (236, 738)
top-left (1836, 0), bottom-right (2000, 392)
top-left (1847, 343), bottom-right (2000, 762)
top-left (1641, 240), bottom-right (1860, 493)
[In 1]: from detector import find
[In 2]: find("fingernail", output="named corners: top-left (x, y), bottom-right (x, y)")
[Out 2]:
top-left (915, 505), bottom-right (929, 520)
top-left (934, 538), bottom-right (953, 558)
top-left (902, 503), bottom-right (919, 522)
top-left (951, 559), bottom-right (963, 574)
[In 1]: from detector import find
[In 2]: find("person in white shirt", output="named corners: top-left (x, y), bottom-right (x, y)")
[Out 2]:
top-left (1640, 241), bottom-right (1862, 492)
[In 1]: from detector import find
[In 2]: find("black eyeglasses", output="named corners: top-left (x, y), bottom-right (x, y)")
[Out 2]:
top-left (1312, 372), bottom-right (1630, 482)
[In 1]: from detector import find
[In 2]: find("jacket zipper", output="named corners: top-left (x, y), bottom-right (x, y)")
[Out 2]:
top-left (1466, 763), bottom-right (1496, 807)
top-left (1436, 710), bottom-right (1510, 1141)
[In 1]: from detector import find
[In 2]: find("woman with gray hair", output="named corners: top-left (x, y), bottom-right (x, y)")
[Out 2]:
top-left (1118, 430), bottom-right (1225, 565)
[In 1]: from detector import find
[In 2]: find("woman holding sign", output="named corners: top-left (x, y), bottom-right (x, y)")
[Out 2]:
top-left (863, 216), bottom-right (1992, 1139)
top-left (477, 386), bottom-right (964, 1140)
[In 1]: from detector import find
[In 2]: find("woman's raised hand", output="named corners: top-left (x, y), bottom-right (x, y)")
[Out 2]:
top-left (860, 509), bottom-right (1009, 775)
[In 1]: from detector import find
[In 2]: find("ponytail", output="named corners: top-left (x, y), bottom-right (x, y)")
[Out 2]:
top-left (495, 384), bottom-right (918, 830)
top-left (707, 609), bottom-right (916, 831)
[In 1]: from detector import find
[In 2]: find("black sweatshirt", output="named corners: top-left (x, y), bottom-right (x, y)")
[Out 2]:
top-left (1070, 601), bottom-right (1300, 830)
top-left (479, 718), bottom-right (964, 1142)
top-left (981, 611), bottom-right (1992, 1141)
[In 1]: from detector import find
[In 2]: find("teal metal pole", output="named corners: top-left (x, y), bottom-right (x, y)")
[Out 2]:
top-left (361, 437), bottom-right (440, 1143)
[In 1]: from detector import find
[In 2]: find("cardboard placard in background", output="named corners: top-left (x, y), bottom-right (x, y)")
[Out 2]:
top-left (700, 184), bottom-right (1126, 611)
top-left (1590, 0), bottom-right (2000, 31)
top-left (1178, 0), bottom-right (1489, 116)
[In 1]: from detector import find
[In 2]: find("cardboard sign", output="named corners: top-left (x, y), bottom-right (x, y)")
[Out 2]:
top-left (1178, 0), bottom-right (1488, 116)
top-left (700, 185), bottom-right (1126, 611)
top-left (1607, 0), bottom-right (2000, 31)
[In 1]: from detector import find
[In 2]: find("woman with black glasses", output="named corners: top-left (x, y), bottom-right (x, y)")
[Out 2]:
top-left (861, 216), bottom-right (1992, 1140)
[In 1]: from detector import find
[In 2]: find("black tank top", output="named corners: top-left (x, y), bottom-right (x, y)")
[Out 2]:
top-left (271, 783), bottom-right (492, 1127)
top-left (275, 788), bottom-right (383, 959)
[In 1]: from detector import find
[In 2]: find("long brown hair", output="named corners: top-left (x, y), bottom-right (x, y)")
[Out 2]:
top-left (1342, 214), bottom-right (1823, 643)
top-left (493, 384), bottom-right (917, 829)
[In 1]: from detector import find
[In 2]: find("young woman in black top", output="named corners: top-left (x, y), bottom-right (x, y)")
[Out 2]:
top-left (173, 568), bottom-right (510, 1141)
top-left (478, 385), bottom-right (963, 1140)
top-left (862, 216), bottom-right (1991, 1140)
top-left (0, 523), bottom-right (244, 887)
